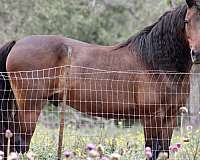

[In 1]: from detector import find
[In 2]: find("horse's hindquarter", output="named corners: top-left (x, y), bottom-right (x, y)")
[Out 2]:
top-left (6, 35), bottom-right (71, 71)
top-left (6, 36), bottom-right (74, 110)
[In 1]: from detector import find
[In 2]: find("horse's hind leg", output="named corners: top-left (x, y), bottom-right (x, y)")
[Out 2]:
top-left (14, 98), bottom-right (46, 153)
top-left (8, 75), bottom-right (48, 153)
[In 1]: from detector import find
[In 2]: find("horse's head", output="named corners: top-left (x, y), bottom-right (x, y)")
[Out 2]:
top-left (185, 0), bottom-right (200, 63)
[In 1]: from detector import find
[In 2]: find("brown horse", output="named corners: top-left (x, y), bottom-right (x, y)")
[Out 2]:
top-left (185, 0), bottom-right (200, 64)
top-left (0, 1), bottom-right (195, 159)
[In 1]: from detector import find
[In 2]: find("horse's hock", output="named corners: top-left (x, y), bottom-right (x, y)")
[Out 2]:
top-left (0, 65), bottom-right (200, 159)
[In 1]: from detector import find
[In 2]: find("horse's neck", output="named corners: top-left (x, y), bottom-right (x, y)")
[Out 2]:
top-left (144, 25), bottom-right (191, 72)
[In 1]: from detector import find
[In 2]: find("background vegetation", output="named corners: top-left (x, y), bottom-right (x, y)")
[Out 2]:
top-left (0, 0), bottom-right (184, 45)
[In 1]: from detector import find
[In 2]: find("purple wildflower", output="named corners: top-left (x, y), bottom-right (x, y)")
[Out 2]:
top-left (145, 147), bottom-right (151, 152)
top-left (186, 125), bottom-right (193, 131)
top-left (5, 129), bottom-right (13, 139)
top-left (145, 147), bottom-right (152, 159)
top-left (169, 145), bottom-right (178, 153)
top-left (86, 143), bottom-right (96, 151)
top-left (100, 156), bottom-right (109, 160)
top-left (176, 142), bottom-right (181, 149)
top-left (145, 151), bottom-right (152, 159)
top-left (88, 150), bottom-right (99, 158)
top-left (172, 146), bottom-right (178, 152)
top-left (63, 150), bottom-right (73, 158)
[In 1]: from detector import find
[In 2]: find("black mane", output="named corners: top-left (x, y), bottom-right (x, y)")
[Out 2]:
top-left (120, 5), bottom-right (191, 72)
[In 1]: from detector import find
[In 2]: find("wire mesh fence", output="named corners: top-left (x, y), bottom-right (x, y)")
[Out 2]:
top-left (0, 65), bottom-right (200, 159)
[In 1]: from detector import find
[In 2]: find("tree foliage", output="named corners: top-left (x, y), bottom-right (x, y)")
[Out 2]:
top-left (0, 0), bottom-right (184, 45)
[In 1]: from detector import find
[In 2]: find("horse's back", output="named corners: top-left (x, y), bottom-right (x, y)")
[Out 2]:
top-left (6, 35), bottom-right (116, 72)
top-left (7, 35), bottom-right (72, 72)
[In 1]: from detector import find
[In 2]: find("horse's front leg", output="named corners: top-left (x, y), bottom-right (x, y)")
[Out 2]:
top-left (142, 111), bottom-right (164, 160)
top-left (158, 108), bottom-right (178, 158)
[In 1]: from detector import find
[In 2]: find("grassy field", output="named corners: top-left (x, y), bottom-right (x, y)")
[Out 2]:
top-left (15, 106), bottom-right (199, 160)
top-left (18, 120), bottom-right (200, 160)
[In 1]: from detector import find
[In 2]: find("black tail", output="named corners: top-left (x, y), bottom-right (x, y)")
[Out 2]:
top-left (0, 41), bottom-right (16, 72)
top-left (0, 41), bottom-right (17, 154)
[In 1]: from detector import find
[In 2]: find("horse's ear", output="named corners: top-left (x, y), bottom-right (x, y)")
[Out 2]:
top-left (186, 0), bottom-right (195, 8)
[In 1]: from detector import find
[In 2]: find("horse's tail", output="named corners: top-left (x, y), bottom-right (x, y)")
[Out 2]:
top-left (0, 41), bottom-right (16, 72)
top-left (0, 41), bottom-right (17, 152)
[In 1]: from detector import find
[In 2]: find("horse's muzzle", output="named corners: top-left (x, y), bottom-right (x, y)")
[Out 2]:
top-left (190, 49), bottom-right (200, 64)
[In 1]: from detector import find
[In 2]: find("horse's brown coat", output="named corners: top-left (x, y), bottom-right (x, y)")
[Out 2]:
top-left (5, 4), bottom-right (192, 160)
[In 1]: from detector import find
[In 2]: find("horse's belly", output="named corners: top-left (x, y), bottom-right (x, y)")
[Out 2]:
top-left (65, 77), bottom-right (166, 118)
top-left (66, 91), bottom-right (164, 119)
top-left (67, 101), bottom-right (139, 119)
top-left (67, 85), bottom-right (140, 119)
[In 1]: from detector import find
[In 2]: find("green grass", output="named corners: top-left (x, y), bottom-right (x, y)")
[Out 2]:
top-left (17, 107), bottom-right (200, 160)
top-left (18, 122), bottom-right (200, 160)
top-left (27, 123), bottom-right (145, 160)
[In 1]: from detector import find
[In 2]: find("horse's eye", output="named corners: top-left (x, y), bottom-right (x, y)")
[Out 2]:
top-left (184, 19), bottom-right (189, 24)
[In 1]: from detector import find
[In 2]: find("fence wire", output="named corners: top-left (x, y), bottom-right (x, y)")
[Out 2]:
top-left (0, 65), bottom-right (199, 159)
